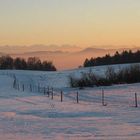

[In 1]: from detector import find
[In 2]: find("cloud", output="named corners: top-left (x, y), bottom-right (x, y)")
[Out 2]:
top-left (0, 44), bottom-right (82, 54)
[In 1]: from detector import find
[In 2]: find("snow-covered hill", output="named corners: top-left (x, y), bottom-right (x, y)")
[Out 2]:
top-left (0, 63), bottom-right (139, 89)
top-left (0, 63), bottom-right (140, 140)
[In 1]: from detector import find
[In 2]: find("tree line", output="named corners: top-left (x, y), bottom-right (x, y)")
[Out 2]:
top-left (84, 50), bottom-right (140, 67)
top-left (0, 56), bottom-right (56, 71)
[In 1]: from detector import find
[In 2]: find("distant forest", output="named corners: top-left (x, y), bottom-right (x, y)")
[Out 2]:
top-left (0, 56), bottom-right (56, 71)
top-left (84, 50), bottom-right (140, 67)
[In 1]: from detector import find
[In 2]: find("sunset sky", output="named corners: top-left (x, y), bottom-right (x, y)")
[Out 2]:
top-left (0, 0), bottom-right (140, 49)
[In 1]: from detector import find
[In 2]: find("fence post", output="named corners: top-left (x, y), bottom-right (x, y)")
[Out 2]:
top-left (135, 93), bottom-right (138, 108)
top-left (77, 92), bottom-right (79, 103)
top-left (17, 82), bottom-right (20, 91)
top-left (44, 87), bottom-right (46, 95)
top-left (30, 84), bottom-right (32, 92)
top-left (102, 89), bottom-right (107, 106)
top-left (38, 83), bottom-right (40, 92)
top-left (22, 84), bottom-right (24, 92)
top-left (51, 88), bottom-right (54, 100)
top-left (13, 79), bottom-right (16, 89)
top-left (61, 91), bottom-right (63, 102)
top-left (47, 86), bottom-right (50, 97)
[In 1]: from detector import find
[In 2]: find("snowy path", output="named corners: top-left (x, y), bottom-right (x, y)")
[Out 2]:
top-left (0, 74), bottom-right (140, 140)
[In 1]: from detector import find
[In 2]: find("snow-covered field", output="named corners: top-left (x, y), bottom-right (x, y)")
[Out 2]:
top-left (0, 64), bottom-right (140, 140)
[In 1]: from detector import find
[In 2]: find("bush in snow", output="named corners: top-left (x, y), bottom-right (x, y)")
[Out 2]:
top-left (70, 64), bottom-right (140, 88)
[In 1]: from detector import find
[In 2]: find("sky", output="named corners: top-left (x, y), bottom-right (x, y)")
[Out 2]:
top-left (0, 0), bottom-right (140, 49)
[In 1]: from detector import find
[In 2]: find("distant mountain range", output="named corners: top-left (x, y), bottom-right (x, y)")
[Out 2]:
top-left (0, 45), bottom-right (140, 70)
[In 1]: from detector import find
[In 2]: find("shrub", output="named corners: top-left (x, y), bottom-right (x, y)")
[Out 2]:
top-left (69, 71), bottom-right (99, 88)
top-left (69, 64), bottom-right (140, 88)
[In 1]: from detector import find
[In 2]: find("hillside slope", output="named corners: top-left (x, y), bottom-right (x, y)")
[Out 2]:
top-left (1, 63), bottom-right (139, 89)
top-left (0, 71), bottom-right (140, 139)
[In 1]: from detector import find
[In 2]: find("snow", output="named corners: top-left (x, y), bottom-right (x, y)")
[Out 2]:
top-left (0, 63), bottom-right (140, 139)
top-left (1, 63), bottom-right (140, 89)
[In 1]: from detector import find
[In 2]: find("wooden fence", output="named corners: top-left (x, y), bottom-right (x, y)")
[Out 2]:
top-left (3, 72), bottom-right (140, 107)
